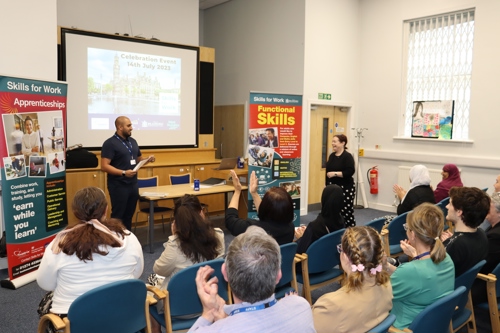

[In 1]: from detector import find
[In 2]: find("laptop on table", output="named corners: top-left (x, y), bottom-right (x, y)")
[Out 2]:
top-left (212, 157), bottom-right (238, 170)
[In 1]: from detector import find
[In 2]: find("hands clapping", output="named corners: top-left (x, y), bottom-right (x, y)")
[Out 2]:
top-left (195, 265), bottom-right (227, 323)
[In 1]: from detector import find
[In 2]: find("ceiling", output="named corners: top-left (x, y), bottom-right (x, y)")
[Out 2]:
top-left (199, 0), bottom-right (231, 10)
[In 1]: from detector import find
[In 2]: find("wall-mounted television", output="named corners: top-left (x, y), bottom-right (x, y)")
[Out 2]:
top-left (60, 28), bottom-right (199, 149)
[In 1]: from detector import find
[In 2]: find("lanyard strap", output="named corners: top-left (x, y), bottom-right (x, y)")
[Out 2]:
top-left (229, 298), bottom-right (277, 316)
top-left (413, 251), bottom-right (430, 260)
top-left (114, 134), bottom-right (133, 159)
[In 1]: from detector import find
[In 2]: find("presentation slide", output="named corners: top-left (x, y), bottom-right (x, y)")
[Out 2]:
top-left (61, 29), bottom-right (199, 149)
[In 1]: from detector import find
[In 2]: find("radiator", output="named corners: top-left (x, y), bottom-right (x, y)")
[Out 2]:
top-left (397, 166), bottom-right (443, 191)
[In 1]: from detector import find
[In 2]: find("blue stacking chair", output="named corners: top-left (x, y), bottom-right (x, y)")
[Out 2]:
top-left (405, 286), bottom-right (467, 333)
top-left (169, 173), bottom-right (209, 215)
top-left (368, 313), bottom-right (396, 333)
top-left (380, 212), bottom-right (409, 258)
top-left (38, 279), bottom-right (150, 333)
top-left (295, 228), bottom-right (345, 305)
top-left (136, 176), bottom-right (172, 233)
top-left (148, 258), bottom-right (229, 333)
top-left (452, 260), bottom-right (487, 332)
top-left (169, 173), bottom-right (191, 185)
top-left (435, 197), bottom-right (452, 231)
top-left (365, 217), bottom-right (386, 233)
top-left (476, 262), bottom-right (500, 332)
top-left (275, 242), bottom-right (299, 299)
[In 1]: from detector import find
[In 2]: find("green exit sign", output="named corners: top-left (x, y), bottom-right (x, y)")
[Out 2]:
top-left (318, 93), bottom-right (331, 100)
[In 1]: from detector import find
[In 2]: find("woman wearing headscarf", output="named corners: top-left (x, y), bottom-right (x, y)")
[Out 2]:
top-left (393, 165), bottom-right (435, 215)
top-left (433, 164), bottom-right (463, 203)
top-left (295, 185), bottom-right (345, 254)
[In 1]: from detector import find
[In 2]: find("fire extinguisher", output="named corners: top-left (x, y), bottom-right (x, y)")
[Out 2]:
top-left (367, 166), bottom-right (378, 194)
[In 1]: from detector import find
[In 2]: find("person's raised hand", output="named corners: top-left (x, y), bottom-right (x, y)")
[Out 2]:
top-left (230, 170), bottom-right (242, 191)
top-left (249, 171), bottom-right (258, 194)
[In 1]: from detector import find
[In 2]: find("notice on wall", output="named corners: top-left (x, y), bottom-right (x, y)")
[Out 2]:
top-left (0, 75), bottom-right (68, 285)
top-left (247, 92), bottom-right (302, 225)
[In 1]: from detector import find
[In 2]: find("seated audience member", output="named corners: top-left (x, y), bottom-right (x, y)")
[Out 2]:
top-left (151, 194), bottom-right (224, 333)
top-left (312, 226), bottom-right (392, 333)
top-left (385, 203), bottom-right (455, 330)
top-left (37, 187), bottom-right (144, 317)
top-left (433, 164), bottom-right (463, 203)
top-left (471, 192), bottom-right (500, 304)
top-left (225, 170), bottom-right (294, 245)
top-left (494, 174), bottom-right (500, 193)
top-left (295, 184), bottom-right (344, 254)
top-left (188, 226), bottom-right (315, 332)
top-left (440, 186), bottom-right (489, 277)
top-left (393, 164), bottom-right (435, 215)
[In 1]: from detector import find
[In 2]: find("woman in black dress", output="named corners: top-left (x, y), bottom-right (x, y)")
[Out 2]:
top-left (325, 134), bottom-right (356, 227)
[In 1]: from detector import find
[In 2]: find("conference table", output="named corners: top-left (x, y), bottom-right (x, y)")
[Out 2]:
top-left (139, 182), bottom-right (247, 253)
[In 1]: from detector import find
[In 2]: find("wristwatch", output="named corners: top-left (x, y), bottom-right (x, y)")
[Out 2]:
top-left (122, 170), bottom-right (126, 176)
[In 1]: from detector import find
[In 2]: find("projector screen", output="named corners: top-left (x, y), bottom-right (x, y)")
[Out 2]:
top-left (60, 28), bottom-right (199, 149)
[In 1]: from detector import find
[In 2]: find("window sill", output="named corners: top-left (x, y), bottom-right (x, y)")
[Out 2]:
top-left (392, 136), bottom-right (474, 144)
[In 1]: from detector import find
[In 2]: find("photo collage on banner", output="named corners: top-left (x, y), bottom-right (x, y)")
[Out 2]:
top-left (248, 92), bottom-right (302, 226)
top-left (0, 76), bottom-right (68, 286)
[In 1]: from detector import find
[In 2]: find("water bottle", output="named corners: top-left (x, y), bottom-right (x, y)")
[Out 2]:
top-left (237, 156), bottom-right (244, 169)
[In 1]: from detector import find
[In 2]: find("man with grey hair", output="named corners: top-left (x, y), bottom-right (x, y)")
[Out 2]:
top-left (189, 226), bottom-right (315, 332)
top-left (472, 192), bottom-right (500, 303)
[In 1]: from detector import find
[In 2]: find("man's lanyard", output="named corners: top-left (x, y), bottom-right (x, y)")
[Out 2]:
top-left (229, 298), bottom-right (277, 316)
top-left (114, 134), bottom-right (133, 159)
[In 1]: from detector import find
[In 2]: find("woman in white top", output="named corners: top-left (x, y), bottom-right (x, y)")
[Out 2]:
top-left (151, 194), bottom-right (224, 333)
top-left (37, 186), bottom-right (144, 316)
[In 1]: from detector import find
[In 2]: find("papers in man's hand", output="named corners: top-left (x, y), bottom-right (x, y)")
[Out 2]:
top-left (141, 192), bottom-right (168, 198)
top-left (133, 156), bottom-right (153, 172)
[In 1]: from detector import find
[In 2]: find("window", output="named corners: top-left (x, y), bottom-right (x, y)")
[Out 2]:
top-left (402, 9), bottom-right (475, 140)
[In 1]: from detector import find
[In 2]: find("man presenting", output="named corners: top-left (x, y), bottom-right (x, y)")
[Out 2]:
top-left (188, 226), bottom-right (315, 332)
top-left (101, 116), bottom-right (155, 230)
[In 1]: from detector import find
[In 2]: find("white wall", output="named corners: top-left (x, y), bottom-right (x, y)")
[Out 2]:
top-left (302, 0), bottom-right (361, 212)
top-left (57, 0), bottom-right (199, 46)
top-left (203, 0), bottom-right (500, 213)
top-left (358, 0), bottom-right (500, 210)
top-left (202, 0), bottom-right (306, 105)
top-left (0, 0), bottom-right (58, 237)
top-left (0, 0), bottom-right (58, 81)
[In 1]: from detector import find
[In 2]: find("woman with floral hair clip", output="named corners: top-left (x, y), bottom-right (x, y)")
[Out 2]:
top-left (312, 226), bottom-right (392, 333)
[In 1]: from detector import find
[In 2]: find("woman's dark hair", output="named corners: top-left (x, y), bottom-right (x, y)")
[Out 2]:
top-left (334, 134), bottom-right (348, 149)
top-left (174, 195), bottom-right (221, 263)
top-left (258, 187), bottom-right (294, 224)
top-left (60, 187), bottom-right (127, 262)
